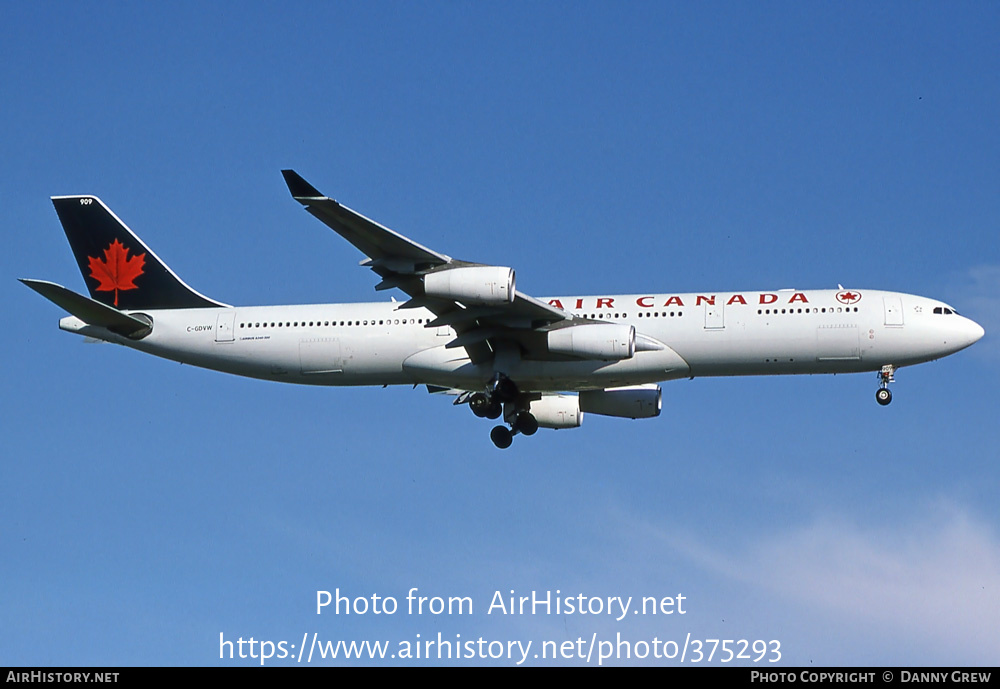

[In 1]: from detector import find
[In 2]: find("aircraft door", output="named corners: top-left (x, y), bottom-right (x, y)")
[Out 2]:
top-left (215, 310), bottom-right (236, 342)
top-left (300, 338), bottom-right (344, 374)
top-left (704, 302), bottom-right (725, 329)
top-left (816, 324), bottom-right (860, 361)
top-left (883, 297), bottom-right (904, 326)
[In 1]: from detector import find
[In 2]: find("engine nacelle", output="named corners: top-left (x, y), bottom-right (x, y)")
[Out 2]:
top-left (528, 394), bottom-right (583, 429)
top-left (547, 324), bottom-right (635, 360)
top-left (579, 385), bottom-right (661, 419)
top-left (423, 266), bottom-right (515, 305)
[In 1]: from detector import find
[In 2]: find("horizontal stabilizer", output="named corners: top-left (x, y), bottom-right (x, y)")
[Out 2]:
top-left (20, 279), bottom-right (152, 338)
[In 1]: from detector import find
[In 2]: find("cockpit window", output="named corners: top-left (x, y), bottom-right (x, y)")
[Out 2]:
top-left (933, 307), bottom-right (957, 315)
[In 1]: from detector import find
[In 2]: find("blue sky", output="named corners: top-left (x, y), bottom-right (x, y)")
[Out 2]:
top-left (3, 2), bottom-right (999, 666)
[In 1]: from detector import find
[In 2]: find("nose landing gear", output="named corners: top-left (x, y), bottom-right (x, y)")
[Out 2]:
top-left (875, 365), bottom-right (896, 406)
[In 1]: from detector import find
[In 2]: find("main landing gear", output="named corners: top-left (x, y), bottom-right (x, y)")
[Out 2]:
top-left (488, 411), bottom-right (539, 449)
top-left (468, 373), bottom-right (538, 449)
top-left (875, 364), bottom-right (896, 406)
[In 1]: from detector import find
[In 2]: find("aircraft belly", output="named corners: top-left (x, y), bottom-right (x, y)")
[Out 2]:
top-left (130, 313), bottom-right (418, 386)
top-left (289, 332), bottom-right (413, 384)
top-left (671, 319), bottom-right (870, 377)
top-left (402, 344), bottom-right (690, 391)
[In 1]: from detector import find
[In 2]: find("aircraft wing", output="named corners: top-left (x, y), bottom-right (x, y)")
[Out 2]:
top-left (282, 170), bottom-right (573, 363)
top-left (281, 170), bottom-right (452, 268)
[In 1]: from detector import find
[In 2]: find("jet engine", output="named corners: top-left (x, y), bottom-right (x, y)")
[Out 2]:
top-left (423, 266), bottom-right (515, 305)
top-left (579, 385), bottom-right (661, 419)
top-left (528, 394), bottom-right (583, 429)
top-left (547, 323), bottom-right (635, 360)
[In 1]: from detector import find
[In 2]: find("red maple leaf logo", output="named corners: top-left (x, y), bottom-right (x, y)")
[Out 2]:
top-left (837, 290), bottom-right (861, 304)
top-left (88, 239), bottom-right (146, 307)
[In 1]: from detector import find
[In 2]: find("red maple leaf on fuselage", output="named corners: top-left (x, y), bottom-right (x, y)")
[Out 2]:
top-left (88, 239), bottom-right (146, 307)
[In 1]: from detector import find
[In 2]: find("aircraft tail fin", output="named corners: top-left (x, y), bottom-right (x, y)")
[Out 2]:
top-left (51, 196), bottom-right (227, 310)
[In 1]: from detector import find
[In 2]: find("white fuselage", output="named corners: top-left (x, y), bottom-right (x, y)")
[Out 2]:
top-left (60, 288), bottom-right (985, 392)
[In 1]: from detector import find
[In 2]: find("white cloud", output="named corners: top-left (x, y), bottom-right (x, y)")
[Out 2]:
top-left (628, 502), bottom-right (1000, 663)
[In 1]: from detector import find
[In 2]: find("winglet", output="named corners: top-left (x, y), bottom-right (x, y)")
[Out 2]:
top-left (281, 169), bottom-right (325, 200)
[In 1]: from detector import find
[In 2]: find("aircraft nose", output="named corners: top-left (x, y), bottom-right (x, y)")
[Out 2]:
top-left (968, 318), bottom-right (985, 344)
top-left (959, 316), bottom-right (985, 348)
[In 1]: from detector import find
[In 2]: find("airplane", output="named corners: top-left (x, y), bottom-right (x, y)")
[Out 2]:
top-left (21, 170), bottom-right (985, 448)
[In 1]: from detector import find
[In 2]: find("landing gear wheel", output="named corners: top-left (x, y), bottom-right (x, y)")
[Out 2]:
top-left (469, 393), bottom-right (491, 418)
top-left (490, 425), bottom-right (513, 449)
top-left (485, 400), bottom-right (502, 419)
top-left (514, 412), bottom-right (538, 436)
top-left (875, 365), bottom-right (896, 407)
